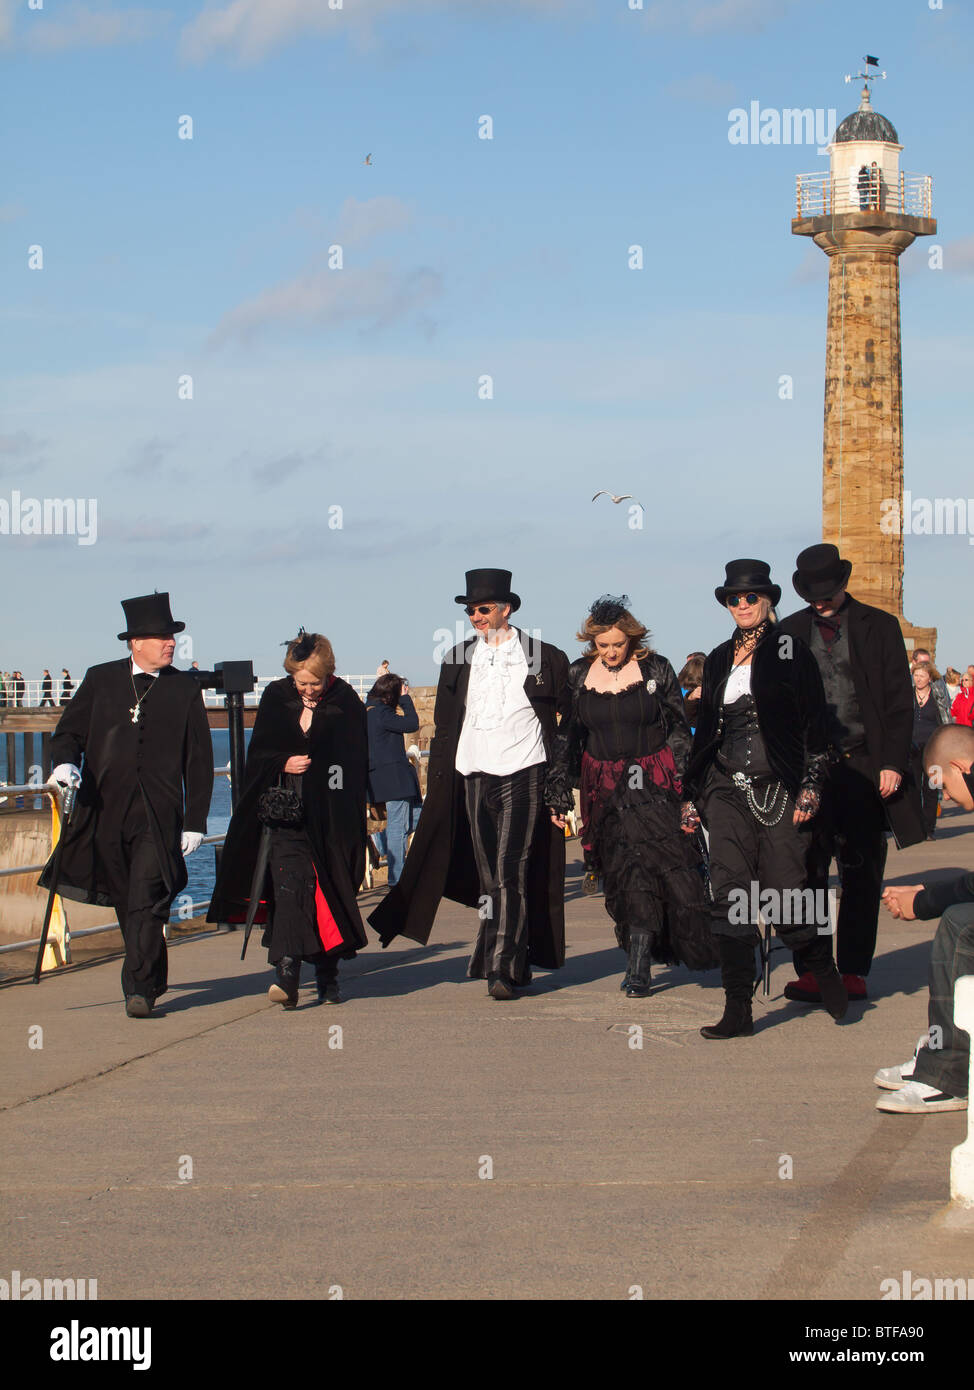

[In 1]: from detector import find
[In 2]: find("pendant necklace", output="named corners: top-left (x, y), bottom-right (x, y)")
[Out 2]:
top-left (129, 671), bottom-right (156, 724)
top-left (600, 658), bottom-right (624, 680)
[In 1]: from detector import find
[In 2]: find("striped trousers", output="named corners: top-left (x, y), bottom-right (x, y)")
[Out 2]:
top-left (463, 762), bottom-right (545, 987)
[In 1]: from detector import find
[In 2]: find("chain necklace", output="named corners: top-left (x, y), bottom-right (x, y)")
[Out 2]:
top-left (732, 618), bottom-right (770, 658)
top-left (129, 671), bottom-right (157, 724)
top-left (727, 769), bottom-right (789, 826)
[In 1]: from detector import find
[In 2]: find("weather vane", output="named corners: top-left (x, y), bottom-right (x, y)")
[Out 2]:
top-left (845, 55), bottom-right (887, 86)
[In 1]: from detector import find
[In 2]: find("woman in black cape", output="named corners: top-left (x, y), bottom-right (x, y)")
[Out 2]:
top-left (208, 631), bottom-right (369, 1007)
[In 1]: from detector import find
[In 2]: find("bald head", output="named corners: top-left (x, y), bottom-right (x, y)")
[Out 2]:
top-left (924, 724), bottom-right (974, 811)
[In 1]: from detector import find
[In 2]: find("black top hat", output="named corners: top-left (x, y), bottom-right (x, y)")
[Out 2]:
top-left (714, 559), bottom-right (781, 608)
top-left (117, 592), bottom-right (186, 641)
top-left (454, 568), bottom-right (521, 614)
top-left (792, 544), bottom-right (853, 603)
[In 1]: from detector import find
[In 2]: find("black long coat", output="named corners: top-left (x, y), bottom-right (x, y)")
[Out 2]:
top-left (683, 627), bottom-right (830, 802)
top-left (207, 676), bottom-right (369, 955)
top-left (777, 597), bottom-right (925, 849)
top-left (368, 632), bottom-right (571, 969)
top-left (38, 659), bottom-right (213, 907)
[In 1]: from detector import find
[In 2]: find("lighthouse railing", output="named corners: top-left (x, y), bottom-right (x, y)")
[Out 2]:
top-left (795, 171), bottom-right (932, 218)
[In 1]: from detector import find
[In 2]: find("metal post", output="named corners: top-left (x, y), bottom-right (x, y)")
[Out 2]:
top-left (226, 691), bottom-right (246, 812)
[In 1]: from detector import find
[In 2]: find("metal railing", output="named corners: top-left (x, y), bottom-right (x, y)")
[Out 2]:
top-left (795, 170), bottom-right (933, 219)
top-left (0, 674), bottom-right (381, 710)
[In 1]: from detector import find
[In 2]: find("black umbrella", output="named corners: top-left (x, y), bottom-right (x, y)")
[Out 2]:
top-left (240, 824), bottom-right (272, 961)
top-left (33, 784), bottom-right (78, 984)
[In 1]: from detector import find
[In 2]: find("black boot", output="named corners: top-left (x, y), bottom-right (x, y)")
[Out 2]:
top-left (315, 957), bottom-right (342, 1005)
top-left (801, 936), bottom-right (848, 1020)
top-left (625, 933), bottom-right (652, 998)
top-left (269, 956), bottom-right (300, 1009)
top-left (700, 937), bottom-right (755, 1039)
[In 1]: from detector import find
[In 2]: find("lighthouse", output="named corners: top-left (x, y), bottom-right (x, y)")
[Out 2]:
top-left (792, 62), bottom-right (936, 654)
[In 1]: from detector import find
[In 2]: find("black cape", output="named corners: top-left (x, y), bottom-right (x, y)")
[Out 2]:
top-left (368, 632), bottom-right (570, 970)
top-left (207, 676), bottom-right (369, 955)
top-left (38, 659), bottom-right (213, 907)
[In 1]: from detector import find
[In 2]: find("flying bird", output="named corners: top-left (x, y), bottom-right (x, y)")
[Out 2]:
top-left (592, 490), bottom-right (642, 505)
top-left (364, 153), bottom-right (373, 165)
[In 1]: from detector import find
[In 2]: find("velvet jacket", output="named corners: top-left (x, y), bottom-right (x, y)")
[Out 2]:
top-left (683, 626), bottom-right (829, 802)
top-left (778, 596), bottom-right (925, 848)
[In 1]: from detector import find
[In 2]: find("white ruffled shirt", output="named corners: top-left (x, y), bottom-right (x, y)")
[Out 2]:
top-left (455, 627), bottom-right (546, 776)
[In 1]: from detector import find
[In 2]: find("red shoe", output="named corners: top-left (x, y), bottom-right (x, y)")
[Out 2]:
top-left (841, 973), bottom-right (868, 1000)
top-left (783, 971), bottom-right (821, 1003)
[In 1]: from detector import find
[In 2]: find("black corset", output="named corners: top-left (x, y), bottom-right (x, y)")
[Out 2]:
top-left (718, 693), bottom-right (772, 777)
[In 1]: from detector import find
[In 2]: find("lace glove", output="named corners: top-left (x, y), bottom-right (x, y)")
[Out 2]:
top-left (52, 763), bottom-right (82, 788)
top-left (680, 800), bottom-right (701, 831)
top-left (795, 787), bottom-right (820, 818)
top-left (181, 831), bottom-right (204, 855)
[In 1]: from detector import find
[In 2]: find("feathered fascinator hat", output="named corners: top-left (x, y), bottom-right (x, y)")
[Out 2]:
top-left (284, 627), bottom-right (315, 661)
top-left (588, 594), bottom-right (632, 626)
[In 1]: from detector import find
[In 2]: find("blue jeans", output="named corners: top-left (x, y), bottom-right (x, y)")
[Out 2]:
top-left (381, 797), bottom-right (422, 886)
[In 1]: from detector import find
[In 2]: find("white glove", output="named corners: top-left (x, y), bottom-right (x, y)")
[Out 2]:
top-left (181, 831), bottom-right (204, 856)
top-left (52, 763), bottom-right (82, 788)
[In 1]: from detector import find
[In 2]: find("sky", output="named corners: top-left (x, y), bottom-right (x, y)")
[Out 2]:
top-left (1, 0), bottom-right (972, 685)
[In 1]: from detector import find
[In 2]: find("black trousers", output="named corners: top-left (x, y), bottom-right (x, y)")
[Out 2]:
top-left (910, 744), bottom-right (939, 837)
top-left (101, 797), bottom-right (171, 1003)
top-left (699, 764), bottom-right (820, 950)
top-left (913, 903), bottom-right (974, 1098)
top-left (463, 763), bottom-right (545, 987)
top-left (801, 754), bottom-right (887, 977)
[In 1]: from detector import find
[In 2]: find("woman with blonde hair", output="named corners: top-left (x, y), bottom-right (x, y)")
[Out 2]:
top-left (547, 595), bottom-right (716, 997)
top-left (209, 630), bottom-right (369, 1007)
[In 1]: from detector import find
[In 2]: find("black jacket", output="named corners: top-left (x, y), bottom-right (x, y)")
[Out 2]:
top-left (366, 695), bottom-right (422, 804)
top-left (39, 659), bottom-right (213, 907)
top-left (777, 596), bottom-right (925, 848)
top-left (368, 630), bottom-right (570, 968)
top-left (684, 627), bottom-right (829, 801)
top-left (545, 652), bottom-right (692, 809)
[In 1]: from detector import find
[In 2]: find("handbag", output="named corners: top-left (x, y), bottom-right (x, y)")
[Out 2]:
top-left (257, 773), bottom-right (304, 828)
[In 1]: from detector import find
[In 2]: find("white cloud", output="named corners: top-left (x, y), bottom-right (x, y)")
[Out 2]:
top-left (19, 4), bottom-right (168, 53)
top-left (181, 0), bottom-right (577, 65)
top-left (335, 196), bottom-right (413, 246)
top-left (209, 261), bottom-right (443, 344)
top-left (641, 0), bottom-right (794, 34)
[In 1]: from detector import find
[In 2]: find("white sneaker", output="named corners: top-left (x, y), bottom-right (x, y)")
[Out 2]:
top-left (876, 1081), bottom-right (967, 1114)
top-left (873, 1034), bottom-right (928, 1090)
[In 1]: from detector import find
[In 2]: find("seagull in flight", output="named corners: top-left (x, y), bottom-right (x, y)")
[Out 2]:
top-left (592, 490), bottom-right (642, 505)
top-left (364, 153), bottom-right (373, 165)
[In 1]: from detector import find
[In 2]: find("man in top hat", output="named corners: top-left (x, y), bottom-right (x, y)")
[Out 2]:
top-left (369, 568), bottom-right (570, 998)
top-left (40, 593), bottom-right (213, 1016)
top-left (777, 545), bottom-right (925, 1004)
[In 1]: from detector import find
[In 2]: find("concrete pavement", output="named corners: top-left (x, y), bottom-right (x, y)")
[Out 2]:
top-left (2, 812), bottom-right (973, 1301)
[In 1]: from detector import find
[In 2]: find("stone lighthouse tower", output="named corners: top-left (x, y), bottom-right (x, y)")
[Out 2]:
top-left (792, 64), bottom-right (936, 653)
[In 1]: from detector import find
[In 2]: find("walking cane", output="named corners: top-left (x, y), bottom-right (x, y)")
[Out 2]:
top-left (33, 783), bottom-right (77, 984)
top-left (240, 823), bottom-right (272, 961)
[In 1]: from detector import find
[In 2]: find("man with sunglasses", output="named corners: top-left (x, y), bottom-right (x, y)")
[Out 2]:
top-left (369, 568), bottom-right (570, 998)
top-left (777, 544), bottom-right (925, 1005)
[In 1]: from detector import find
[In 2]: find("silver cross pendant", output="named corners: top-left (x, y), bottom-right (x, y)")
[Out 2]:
top-left (129, 705), bottom-right (140, 725)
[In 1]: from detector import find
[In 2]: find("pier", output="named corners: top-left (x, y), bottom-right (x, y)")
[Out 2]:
top-left (1, 813), bottom-right (972, 1299)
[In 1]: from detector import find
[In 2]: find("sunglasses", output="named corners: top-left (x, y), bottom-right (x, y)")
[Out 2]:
top-left (726, 593), bottom-right (762, 608)
top-left (464, 604), bottom-right (497, 616)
